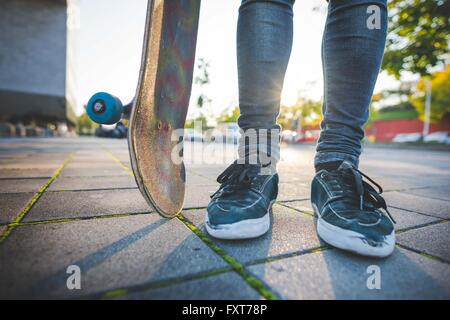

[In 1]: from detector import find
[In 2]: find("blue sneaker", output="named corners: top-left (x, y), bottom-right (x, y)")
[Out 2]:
top-left (311, 161), bottom-right (396, 258)
top-left (206, 161), bottom-right (278, 240)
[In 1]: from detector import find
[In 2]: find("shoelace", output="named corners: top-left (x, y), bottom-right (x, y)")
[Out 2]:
top-left (210, 160), bottom-right (261, 199)
top-left (322, 162), bottom-right (396, 224)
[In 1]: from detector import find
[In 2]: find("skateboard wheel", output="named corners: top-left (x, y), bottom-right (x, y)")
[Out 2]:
top-left (87, 92), bottom-right (123, 124)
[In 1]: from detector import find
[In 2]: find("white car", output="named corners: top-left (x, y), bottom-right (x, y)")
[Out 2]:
top-left (423, 131), bottom-right (449, 144)
top-left (281, 130), bottom-right (298, 143)
top-left (184, 128), bottom-right (204, 142)
top-left (392, 133), bottom-right (422, 143)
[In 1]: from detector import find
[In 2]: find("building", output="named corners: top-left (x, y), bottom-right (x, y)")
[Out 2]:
top-left (367, 117), bottom-right (450, 142)
top-left (366, 103), bottom-right (450, 142)
top-left (0, 0), bottom-right (79, 134)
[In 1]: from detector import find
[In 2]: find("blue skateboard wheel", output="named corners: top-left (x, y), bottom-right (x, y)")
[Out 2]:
top-left (87, 92), bottom-right (123, 124)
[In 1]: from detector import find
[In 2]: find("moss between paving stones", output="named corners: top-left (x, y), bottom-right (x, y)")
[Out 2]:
top-left (0, 155), bottom-right (73, 244)
top-left (177, 214), bottom-right (279, 300)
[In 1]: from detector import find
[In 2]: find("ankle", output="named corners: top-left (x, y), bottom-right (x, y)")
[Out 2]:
top-left (315, 161), bottom-right (343, 173)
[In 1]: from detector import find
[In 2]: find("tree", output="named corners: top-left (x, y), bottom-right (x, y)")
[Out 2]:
top-left (411, 66), bottom-right (450, 122)
top-left (217, 106), bottom-right (240, 123)
top-left (185, 114), bottom-right (210, 129)
top-left (194, 58), bottom-right (212, 108)
top-left (295, 97), bottom-right (322, 125)
top-left (186, 58), bottom-right (213, 127)
top-left (76, 112), bottom-right (96, 135)
top-left (382, 0), bottom-right (450, 78)
top-left (278, 97), bottom-right (322, 130)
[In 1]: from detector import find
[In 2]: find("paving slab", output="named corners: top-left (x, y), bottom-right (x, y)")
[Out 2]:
top-left (402, 186), bottom-right (450, 202)
top-left (122, 272), bottom-right (261, 300)
top-left (0, 153), bottom-right (68, 162)
top-left (104, 154), bottom-right (130, 164)
top-left (0, 178), bottom-right (48, 193)
top-left (389, 207), bottom-right (442, 231)
top-left (384, 178), bottom-right (449, 192)
top-left (0, 193), bottom-right (35, 224)
top-left (279, 200), bottom-right (441, 231)
top-left (0, 160), bottom-right (63, 168)
top-left (278, 182), bottom-right (310, 201)
top-left (48, 176), bottom-right (137, 191)
top-left (0, 225), bottom-right (6, 237)
top-left (64, 161), bottom-right (120, 169)
top-left (111, 156), bottom-right (130, 164)
top-left (279, 200), bottom-right (313, 215)
top-left (184, 185), bottom-right (217, 209)
top-left (384, 191), bottom-right (450, 219)
top-left (0, 153), bottom-right (33, 160)
top-left (186, 171), bottom-right (218, 186)
top-left (0, 214), bottom-right (228, 299)
top-left (60, 167), bottom-right (129, 177)
top-left (70, 154), bottom-right (112, 162)
top-left (248, 247), bottom-right (450, 299)
top-left (361, 153), bottom-right (450, 178)
top-left (183, 205), bottom-right (323, 264)
top-left (187, 167), bottom-right (225, 180)
top-left (0, 168), bottom-right (54, 178)
top-left (183, 145), bottom-right (238, 167)
top-left (0, 162), bottom-right (62, 170)
top-left (278, 172), bottom-right (315, 184)
top-left (25, 189), bottom-right (152, 222)
top-left (398, 222), bottom-right (450, 263)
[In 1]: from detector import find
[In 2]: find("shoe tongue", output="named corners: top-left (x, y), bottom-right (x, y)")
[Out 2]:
top-left (337, 161), bottom-right (354, 171)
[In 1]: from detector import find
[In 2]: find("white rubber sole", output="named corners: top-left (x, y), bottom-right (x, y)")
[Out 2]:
top-left (205, 211), bottom-right (271, 240)
top-left (313, 204), bottom-right (395, 258)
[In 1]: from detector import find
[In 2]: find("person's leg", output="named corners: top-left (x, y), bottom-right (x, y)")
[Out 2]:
top-left (237, 0), bottom-right (294, 170)
top-left (311, 0), bottom-right (395, 258)
top-left (315, 0), bottom-right (387, 169)
top-left (205, 0), bottom-right (294, 240)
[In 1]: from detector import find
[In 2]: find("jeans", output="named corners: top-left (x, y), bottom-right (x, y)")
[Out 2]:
top-left (237, 0), bottom-right (388, 168)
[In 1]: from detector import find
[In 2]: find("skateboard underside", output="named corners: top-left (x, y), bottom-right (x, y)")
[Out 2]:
top-left (128, 0), bottom-right (201, 217)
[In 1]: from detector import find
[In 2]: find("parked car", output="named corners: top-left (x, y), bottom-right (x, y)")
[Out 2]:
top-left (281, 130), bottom-right (298, 143)
top-left (392, 133), bottom-right (422, 143)
top-left (296, 130), bottom-right (320, 143)
top-left (184, 128), bottom-right (204, 142)
top-left (95, 121), bottom-right (127, 139)
top-left (423, 131), bottom-right (450, 144)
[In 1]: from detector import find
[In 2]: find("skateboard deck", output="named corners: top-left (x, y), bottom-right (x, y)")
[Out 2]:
top-left (87, 0), bottom-right (201, 218)
top-left (130, 0), bottom-right (201, 218)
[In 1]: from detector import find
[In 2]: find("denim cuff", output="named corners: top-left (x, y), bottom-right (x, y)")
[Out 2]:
top-left (314, 152), bottom-right (359, 168)
top-left (237, 129), bottom-right (280, 175)
top-left (240, 0), bottom-right (295, 11)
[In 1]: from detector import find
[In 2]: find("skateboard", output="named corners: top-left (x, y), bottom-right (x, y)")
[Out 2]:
top-left (86, 0), bottom-right (201, 218)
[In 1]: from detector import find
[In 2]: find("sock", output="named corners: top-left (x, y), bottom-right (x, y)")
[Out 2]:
top-left (315, 161), bottom-right (343, 173)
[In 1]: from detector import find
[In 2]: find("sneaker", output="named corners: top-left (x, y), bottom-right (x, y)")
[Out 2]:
top-left (206, 161), bottom-right (278, 240)
top-left (311, 161), bottom-right (396, 258)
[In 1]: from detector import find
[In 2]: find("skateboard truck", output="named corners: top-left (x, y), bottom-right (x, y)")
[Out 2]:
top-left (87, 92), bottom-right (132, 124)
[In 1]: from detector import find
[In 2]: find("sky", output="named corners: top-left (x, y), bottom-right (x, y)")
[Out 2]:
top-left (76, 0), bottom-right (401, 118)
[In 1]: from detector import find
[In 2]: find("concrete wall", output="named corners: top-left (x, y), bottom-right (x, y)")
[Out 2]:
top-left (0, 0), bottom-right (77, 125)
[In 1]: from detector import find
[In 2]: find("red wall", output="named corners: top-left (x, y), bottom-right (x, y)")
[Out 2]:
top-left (367, 117), bottom-right (450, 142)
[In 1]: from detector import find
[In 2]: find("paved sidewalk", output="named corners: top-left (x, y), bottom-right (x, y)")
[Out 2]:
top-left (0, 137), bottom-right (449, 299)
